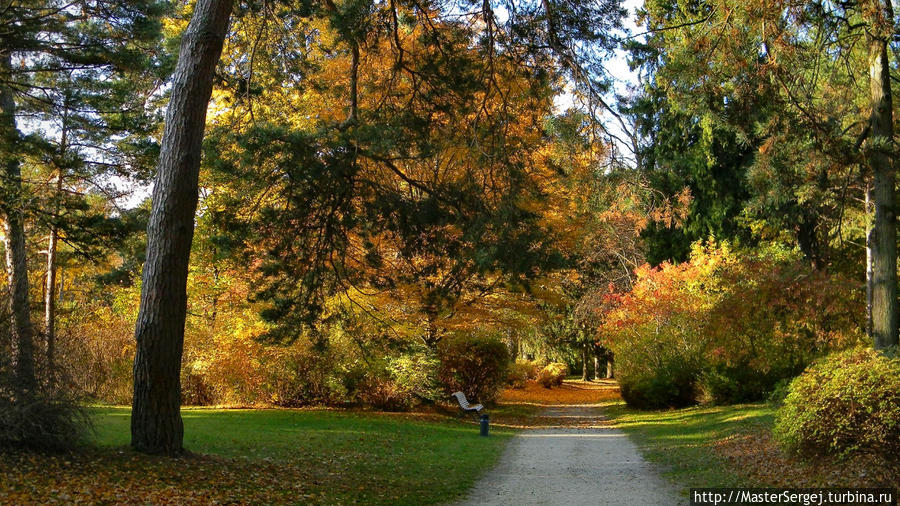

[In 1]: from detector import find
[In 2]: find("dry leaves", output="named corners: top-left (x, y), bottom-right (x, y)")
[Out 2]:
top-left (497, 379), bottom-right (621, 406)
top-left (714, 427), bottom-right (900, 490)
top-left (489, 380), bottom-right (622, 429)
top-left (0, 450), bottom-right (316, 505)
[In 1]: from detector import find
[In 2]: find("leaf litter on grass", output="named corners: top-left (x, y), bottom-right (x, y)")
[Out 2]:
top-left (0, 449), bottom-right (315, 504)
top-left (2, 406), bottom-right (512, 505)
top-left (713, 427), bottom-right (900, 490)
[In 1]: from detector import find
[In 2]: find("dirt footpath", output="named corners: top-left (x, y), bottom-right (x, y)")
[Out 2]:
top-left (456, 403), bottom-right (683, 505)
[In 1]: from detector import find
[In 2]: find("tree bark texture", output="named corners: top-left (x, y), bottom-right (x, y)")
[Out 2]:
top-left (580, 344), bottom-right (589, 381)
top-left (865, 184), bottom-right (874, 339)
top-left (0, 53), bottom-right (37, 390)
top-left (44, 218), bottom-right (58, 380)
top-left (423, 303), bottom-right (439, 348)
top-left (131, 0), bottom-right (233, 456)
top-left (45, 149), bottom-right (65, 383)
top-left (866, 0), bottom-right (898, 350)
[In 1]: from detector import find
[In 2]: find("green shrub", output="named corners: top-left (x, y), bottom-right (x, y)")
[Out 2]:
top-left (0, 372), bottom-right (91, 451)
top-left (605, 243), bottom-right (863, 409)
top-left (766, 377), bottom-right (793, 406)
top-left (774, 347), bottom-right (900, 458)
top-left (357, 376), bottom-right (415, 411)
top-left (698, 363), bottom-right (791, 405)
top-left (537, 362), bottom-right (568, 388)
top-left (613, 327), bottom-right (702, 409)
top-left (437, 334), bottom-right (510, 403)
top-left (618, 361), bottom-right (698, 409)
top-left (507, 360), bottom-right (540, 389)
top-left (388, 352), bottom-right (442, 403)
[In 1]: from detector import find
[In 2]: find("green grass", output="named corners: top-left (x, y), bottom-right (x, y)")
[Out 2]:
top-left (87, 407), bottom-right (514, 504)
top-left (488, 402), bottom-right (542, 420)
top-left (604, 401), bottom-right (774, 492)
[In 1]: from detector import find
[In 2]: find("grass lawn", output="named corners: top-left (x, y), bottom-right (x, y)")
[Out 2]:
top-left (604, 400), bottom-right (899, 492)
top-left (0, 407), bottom-right (514, 504)
top-left (603, 401), bottom-right (774, 489)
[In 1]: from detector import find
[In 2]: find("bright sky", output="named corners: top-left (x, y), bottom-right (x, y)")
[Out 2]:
top-left (610, 0), bottom-right (645, 92)
top-left (552, 0), bottom-right (644, 166)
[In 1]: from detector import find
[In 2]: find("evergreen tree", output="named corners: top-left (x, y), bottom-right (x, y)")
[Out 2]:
top-left (629, 0), bottom-right (897, 346)
top-left (131, 0), bottom-right (233, 456)
top-left (1, 0), bottom-right (166, 388)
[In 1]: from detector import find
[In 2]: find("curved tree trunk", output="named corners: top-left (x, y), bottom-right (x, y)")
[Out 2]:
top-left (1, 53), bottom-right (36, 391)
top-left (131, 0), bottom-right (233, 456)
top-left (866, 0), bottom-right (898, 350)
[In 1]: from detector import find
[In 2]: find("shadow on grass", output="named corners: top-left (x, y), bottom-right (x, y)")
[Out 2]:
top-left (1, 406), bottom-right (514, 505)
top-left (487, 380), bottom-right (624, 429)
top-left (606, 402), bottom-right (774, 441)
top-left (604, 401), bottom-right (776, 491)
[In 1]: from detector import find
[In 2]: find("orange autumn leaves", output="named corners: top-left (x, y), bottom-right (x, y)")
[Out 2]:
top-left (498, 380), bottom-right (621, 407)
top-left (599, 242), bottom-right (862, 360)
top-left (593, 242), bottom-right (864, 407)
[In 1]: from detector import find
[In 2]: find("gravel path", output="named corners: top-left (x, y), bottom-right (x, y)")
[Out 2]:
top-left (456, 405), bottom-right (683, 505)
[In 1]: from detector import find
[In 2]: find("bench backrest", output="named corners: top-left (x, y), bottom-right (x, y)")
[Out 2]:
top-left (452, 391), bottom-right (471, 409)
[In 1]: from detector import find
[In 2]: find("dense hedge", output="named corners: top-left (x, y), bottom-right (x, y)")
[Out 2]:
top-left (437, 334), bottom-right (510, 403)
top-left (507, 360), bottom-right (540, 389)
top-left (604, 243), bottom-right (863, 409)
top-left (774, 348), bottom-right (900, 458)
top-left (537, 362), bottom-right (568, 388)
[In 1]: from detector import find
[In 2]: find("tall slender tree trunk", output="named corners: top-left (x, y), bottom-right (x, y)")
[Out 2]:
top-left (605, 354), bottom-right (614, 379)
top-left (45, 109), bottom-right (67, 384)
top-left (44, 172), bottom-right (63, 385)
top-left (865, 184), bottom-right (874, 338)
top-left (209, 262), bottom-right (219, 328)
top-left (0, 53), bottom-right (36, 390)
top-left (580, 343), bottom-right (589, 381)
top-left (593, 354), bottom-right (599, 382)
top-left (131, 0), bottom-right (233, 456)
top-left (866, 0), bottom-right (898, 350)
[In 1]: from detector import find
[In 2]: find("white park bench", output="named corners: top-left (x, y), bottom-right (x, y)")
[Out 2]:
top-left (451, 391), bottom-right (484, 422)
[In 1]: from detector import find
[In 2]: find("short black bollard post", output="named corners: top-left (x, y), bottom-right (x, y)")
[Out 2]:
top-left (479, 414), bottom-right (489, 437)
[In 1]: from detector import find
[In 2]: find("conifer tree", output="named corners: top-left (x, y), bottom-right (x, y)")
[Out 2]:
top-left (1, 0), bottom-right (166, 388)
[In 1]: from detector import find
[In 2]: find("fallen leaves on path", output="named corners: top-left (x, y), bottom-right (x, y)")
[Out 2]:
top-left (496, 379), bottom-right (900, 492)
top-left (498, 380), bottom-right (620, 406)
top-left (490, 380), bottom-right (621, 429)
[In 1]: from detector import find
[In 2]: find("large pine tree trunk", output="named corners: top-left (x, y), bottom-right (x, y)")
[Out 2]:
top-left (866, 0), bottom-right (898, 351)
top-left (0, 53), bottom-right (37, 390)
top-left (131, 0), bottom-right (233, 456)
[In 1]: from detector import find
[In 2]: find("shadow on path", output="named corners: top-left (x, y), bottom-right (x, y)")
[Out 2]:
top-left (456, 384), bottom-right (683, 505)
